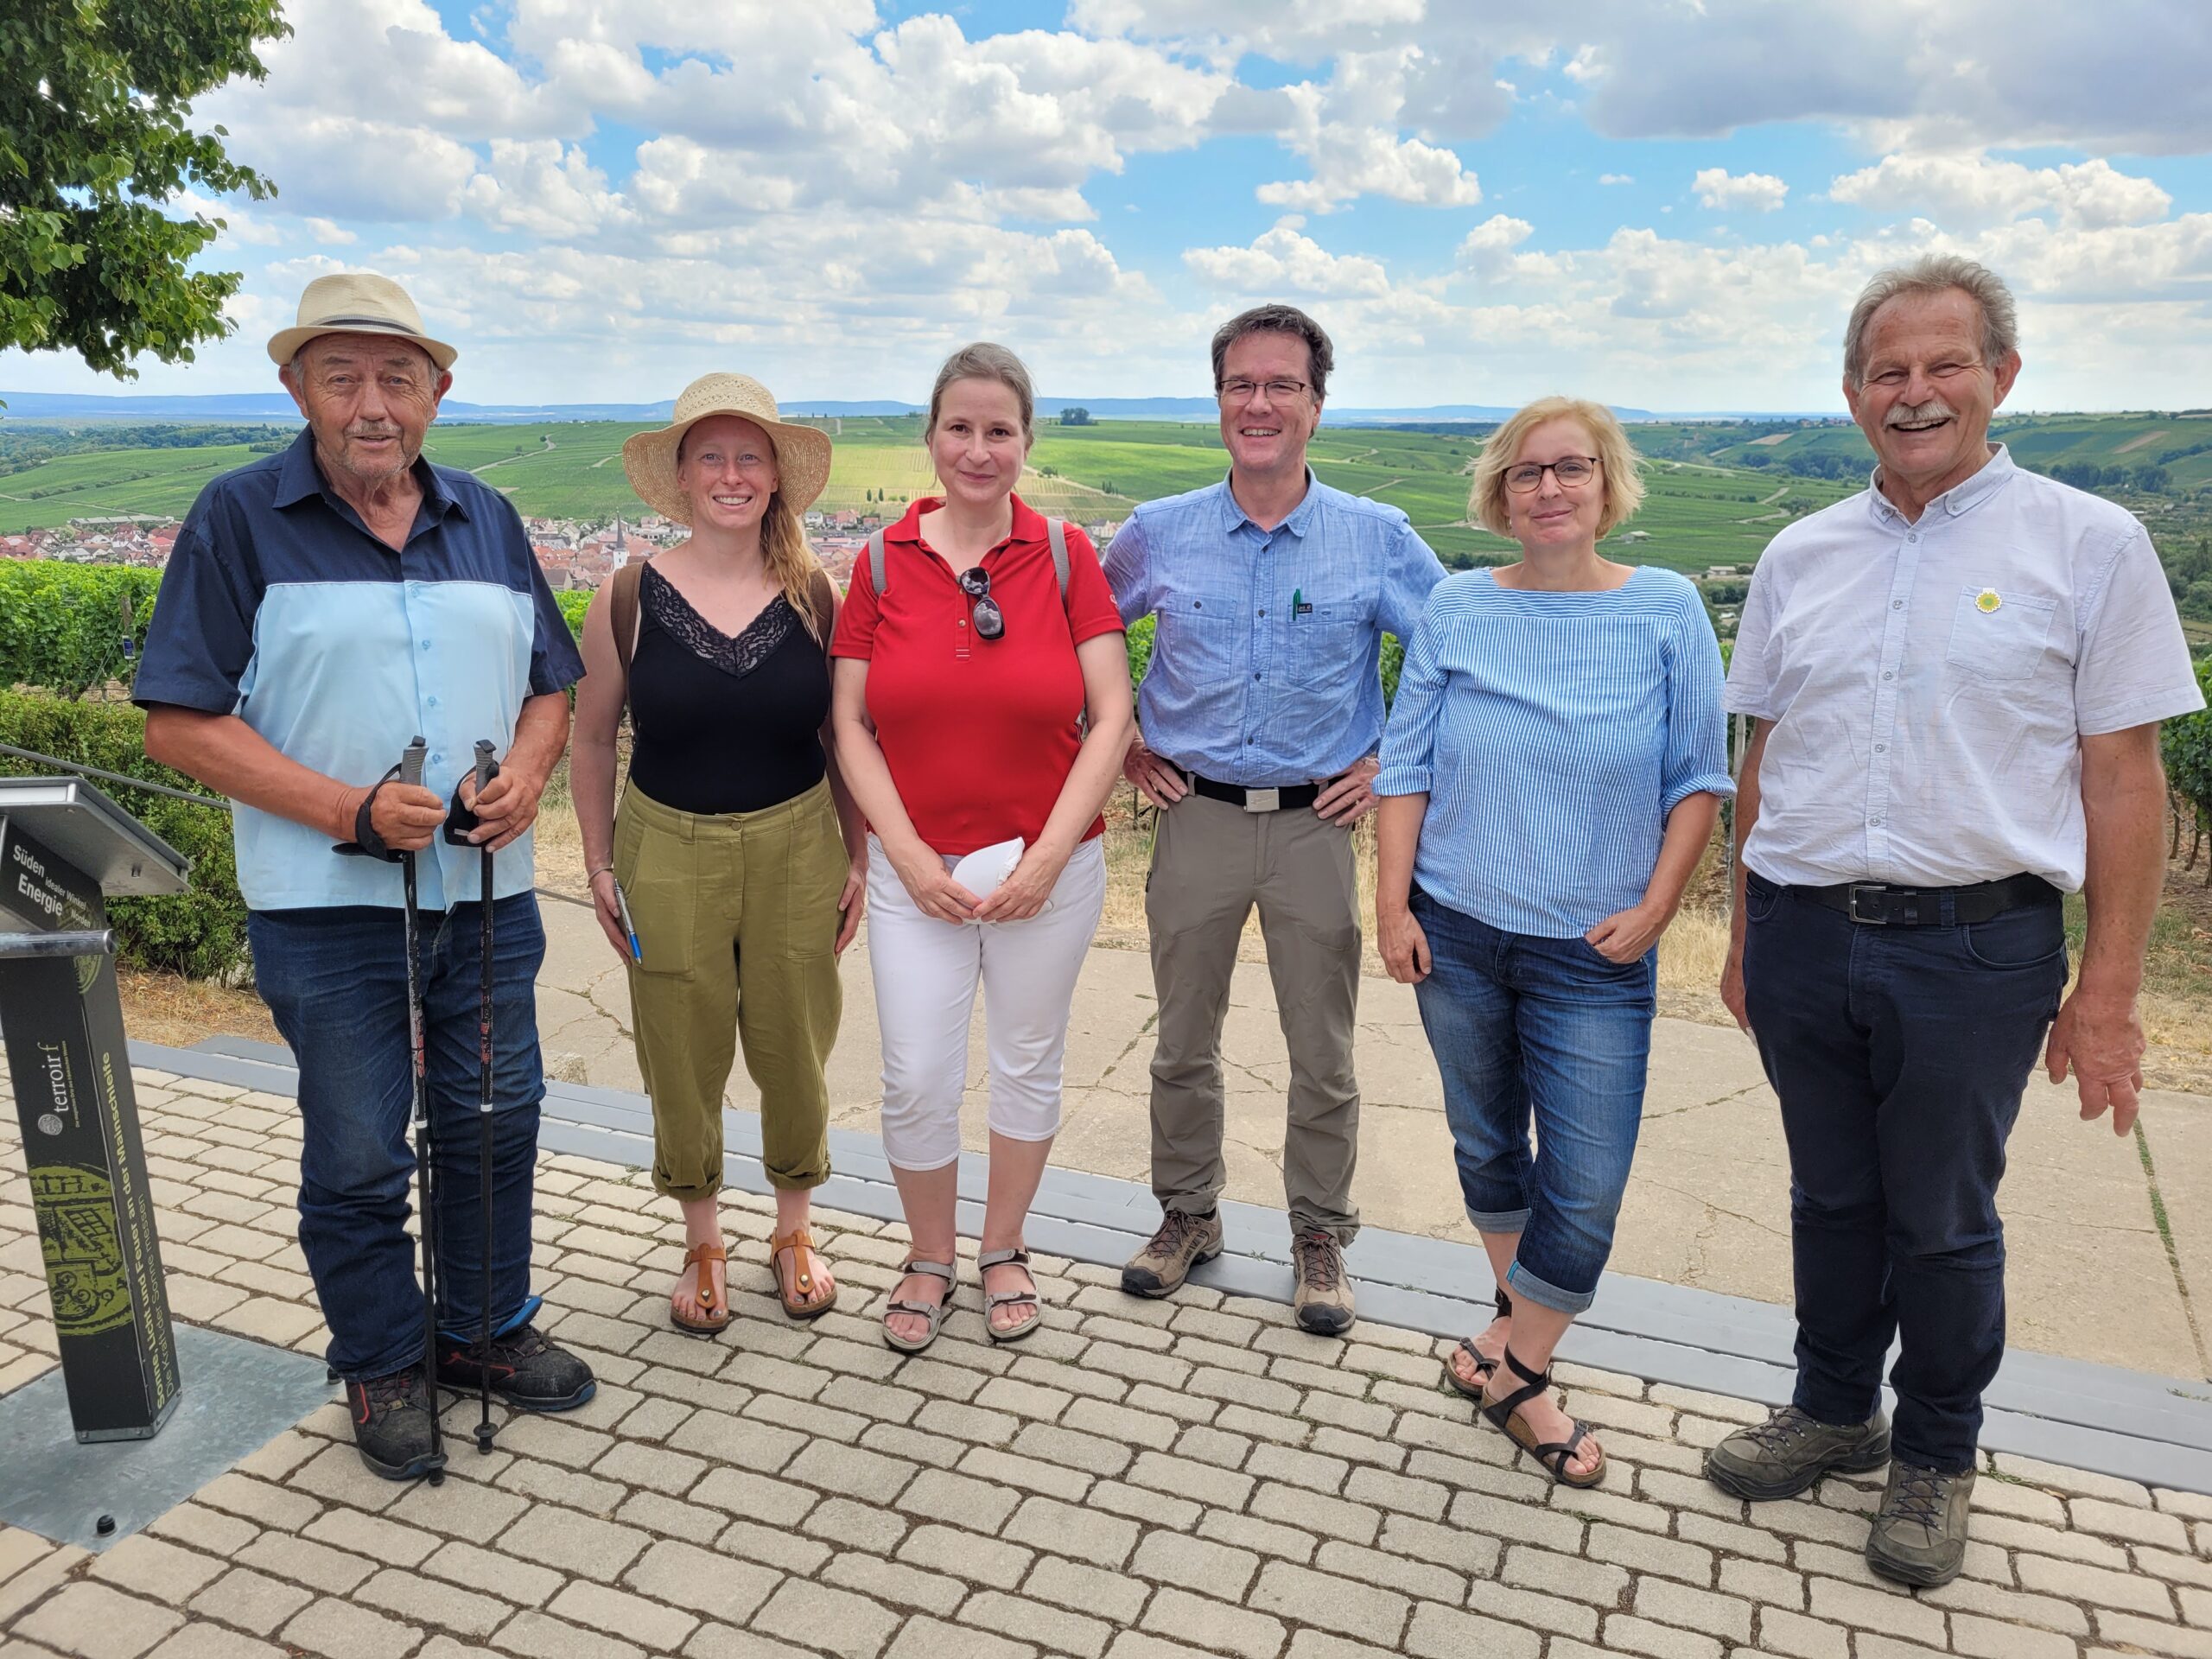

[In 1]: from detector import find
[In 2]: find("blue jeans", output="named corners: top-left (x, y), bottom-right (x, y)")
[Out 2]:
top-left (1410, 889), bottom-right (1657, 1314)
top-left (248, 894), bottom-right (550, 1382)
top-left (1742, 870), bottom-right (2066, 1473)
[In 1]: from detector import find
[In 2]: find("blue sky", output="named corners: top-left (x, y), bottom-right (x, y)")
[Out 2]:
top-left (7, 0), bottom-right (2211, 412)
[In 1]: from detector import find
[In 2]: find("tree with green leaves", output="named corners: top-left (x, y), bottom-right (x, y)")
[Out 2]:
top-left (2, 0), bottom-right (289, 377)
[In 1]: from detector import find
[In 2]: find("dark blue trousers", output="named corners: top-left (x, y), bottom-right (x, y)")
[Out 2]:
top-left (248, 894), bottom-right (549, 1382)
top-left (1741, 870), bottom-right (2066, 1472)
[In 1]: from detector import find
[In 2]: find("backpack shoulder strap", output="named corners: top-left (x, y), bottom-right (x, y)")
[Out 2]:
top-left (868, 529), bottom-right (888, 599)
top-left (1044, 518), bottom-right (1089, 736)
top-left (804, 565), bottom-right (837, 642)
top-left (610, 559), bottom-right (646, 682)
top-left (1046, 517), bottom-right (1070, 603)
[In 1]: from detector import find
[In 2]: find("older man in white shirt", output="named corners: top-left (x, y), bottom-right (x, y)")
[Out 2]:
top-left (1705, 255), bottom-right (2204, 1586)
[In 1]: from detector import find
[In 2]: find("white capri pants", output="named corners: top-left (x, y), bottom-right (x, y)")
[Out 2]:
top-left (866, 835), bottom-right (1108, 1172)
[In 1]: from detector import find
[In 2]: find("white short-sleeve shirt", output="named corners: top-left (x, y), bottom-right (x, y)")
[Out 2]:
top-left (1726, 446), bottom-right (2204, 892)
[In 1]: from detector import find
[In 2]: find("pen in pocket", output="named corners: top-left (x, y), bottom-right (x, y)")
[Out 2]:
top-left (610, 877), bottom-right (642, 963)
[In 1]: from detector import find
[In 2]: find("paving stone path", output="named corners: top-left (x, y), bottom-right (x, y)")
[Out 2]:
top-left (3, 1065), bottom-right (2211, 1659)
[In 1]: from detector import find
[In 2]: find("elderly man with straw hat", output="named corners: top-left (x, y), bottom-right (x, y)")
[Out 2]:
top-left (571, 373), bottom-right (866, 1338)
top-left (138, 272), bottom-right (595, 1483)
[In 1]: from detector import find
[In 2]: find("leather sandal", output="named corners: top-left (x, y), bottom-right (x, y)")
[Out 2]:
top-left (768, 1224), bottom-right (836, 1321)
top-left (671, 1240), bottom-right (729, 1338)
top-left (1443, 1287), bottom-right (1512, 1402)
top-left (881, 1259), bottom-right (957, 1354)
top-left (1482, 1346), bottom-right (1605, 1489)
top-left (977, 1246), bottom-right (1042, 1344)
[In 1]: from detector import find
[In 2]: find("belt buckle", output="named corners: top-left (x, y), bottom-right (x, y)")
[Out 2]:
top-left (1243, 787), bottom-right (1281, 813)
top-left (1847, 882), bottom-right (1890, 925)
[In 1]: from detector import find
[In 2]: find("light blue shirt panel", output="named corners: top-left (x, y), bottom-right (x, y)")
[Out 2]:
top-left (232, 580), bottom-right (541, 912)
top-left (1376, 568), bottom-right (1734, 938)
top-left (1104, 477), bottom-right (1446, 786)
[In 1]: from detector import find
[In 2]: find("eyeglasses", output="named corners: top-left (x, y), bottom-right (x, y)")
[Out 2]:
top-left (958, 567), bottom-right (1005, 640)
top-left (1217, 378), bottom-right (1311, 404)
top-left (1503, 455), bottom-right (1600, 493)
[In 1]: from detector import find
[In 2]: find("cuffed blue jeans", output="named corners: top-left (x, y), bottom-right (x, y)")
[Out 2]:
top-left (1741, 870), bottom-right (2067, 1473)
top-left (1410, 888), bottom-right (1657, 1315)
top-left (248, 895), bottom-right (550, 1382)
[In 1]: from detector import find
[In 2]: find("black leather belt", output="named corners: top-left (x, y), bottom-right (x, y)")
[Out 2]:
top-left (1188, 771), bottom-right (1322, 812)
top-left (1792, 873), bottom-right (2057, 926)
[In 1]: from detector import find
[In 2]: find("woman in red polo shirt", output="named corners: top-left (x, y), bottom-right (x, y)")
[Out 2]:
top-left (831, 342), bottom-right (1135, 1352)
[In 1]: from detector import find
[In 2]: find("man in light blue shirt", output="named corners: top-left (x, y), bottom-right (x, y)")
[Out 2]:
top-left (1103, 303), bottom-right (1445, 1333)
top-left (138, 273), bottom-right (595, 1484)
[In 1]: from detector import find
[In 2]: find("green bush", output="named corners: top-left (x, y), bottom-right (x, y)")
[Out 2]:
top-left (0, 562), bottom-right (164, 696)
top-left (2164, 656), bottom-right (2212, 877)
top-left (554, 588), bottom-right (590, 641)
top-left (1124, 614), bottom-right (1154, 685)
top-left (0, 689), bottom-right (246, 979)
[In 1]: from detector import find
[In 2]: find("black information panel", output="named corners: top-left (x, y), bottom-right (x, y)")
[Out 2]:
top-left (0, 815), bottom-right (181, 1440)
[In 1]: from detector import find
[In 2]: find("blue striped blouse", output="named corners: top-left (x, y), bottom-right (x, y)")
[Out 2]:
top-left (1375, 566), bottom-right (1734, 938)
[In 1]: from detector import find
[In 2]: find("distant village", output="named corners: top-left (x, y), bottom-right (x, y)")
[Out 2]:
top-left (0, 507), bottom-right (1131, 590)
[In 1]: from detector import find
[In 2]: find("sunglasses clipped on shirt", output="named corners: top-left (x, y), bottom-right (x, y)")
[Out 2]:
top-left (958, 566), bottom-right (1006, 640)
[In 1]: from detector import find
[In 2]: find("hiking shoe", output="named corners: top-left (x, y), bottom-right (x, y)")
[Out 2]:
top-left (1866, 1462), bottom-right (1974, 1586)
top-left (1290, 1226), bottom-right (1355, 1337)
top-left (1122, 1208), bottom-right (1224, 1298)
top-left (1706, 1403), bottom-right (1891, 1501)
top-left (437, 1322), bottom-right (596, 1412)
top-left (346, 1363), bottom-right (442, 1481)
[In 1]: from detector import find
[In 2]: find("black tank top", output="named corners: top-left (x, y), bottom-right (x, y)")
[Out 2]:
top-left (626, 564), bottom-right (830, 815)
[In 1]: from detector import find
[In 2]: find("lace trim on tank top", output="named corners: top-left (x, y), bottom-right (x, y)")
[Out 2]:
top-left (641, 563), bottom-right (798, 679)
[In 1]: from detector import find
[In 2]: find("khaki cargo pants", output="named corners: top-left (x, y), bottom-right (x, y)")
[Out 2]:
top-left (1143, 790), bottom-right (1363, 1243)
top-left (613, 779), bottom-right (846, 1200)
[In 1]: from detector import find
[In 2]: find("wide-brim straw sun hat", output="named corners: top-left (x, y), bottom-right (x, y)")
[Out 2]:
top-left (621, 373), bottom-right (834, 523)
top-left (266, 271), bottom-right (458, 371)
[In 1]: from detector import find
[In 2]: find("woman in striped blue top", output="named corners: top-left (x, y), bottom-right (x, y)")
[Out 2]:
top-left (1374, 397), bottom-right (1733, 1488)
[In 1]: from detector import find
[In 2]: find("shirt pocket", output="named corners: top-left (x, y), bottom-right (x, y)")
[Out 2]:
top-left (1290, 602), bottom-right (1365, 691)
top-left (1944, 585), bottom-right (2056, 684)
top-left (1154, 591), bottom-right (1242, 690)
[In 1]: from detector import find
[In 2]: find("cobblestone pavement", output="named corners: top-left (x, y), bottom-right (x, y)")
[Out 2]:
top-left (3, 1065), bottom-right (2211, 1659)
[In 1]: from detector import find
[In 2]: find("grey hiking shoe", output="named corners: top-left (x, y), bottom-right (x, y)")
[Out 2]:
top-left (1122, 1208), bottom-right (1224, 1298)
top-left (1290, 1227), bottom-right (1355, 1337)
top-left (1705, 1403), bottom-right (1891, 1501)
top-left (1866, 1462), bottom-right (1974, 1587)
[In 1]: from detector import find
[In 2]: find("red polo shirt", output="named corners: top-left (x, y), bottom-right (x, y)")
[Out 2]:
top-left (832, 494), bottom-right (1123, 855)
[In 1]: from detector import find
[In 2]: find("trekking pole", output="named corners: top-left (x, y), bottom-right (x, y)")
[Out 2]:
top-left (397, 735), bottom-right (447, 1486)
top-left (465, 740), bottom-right (499, 1453)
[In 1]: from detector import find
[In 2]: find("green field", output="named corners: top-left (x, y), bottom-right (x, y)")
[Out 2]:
top-left (459, 416), bottom-right (1866, 573)
top-left (10, 409), bottom-right (2209, 583)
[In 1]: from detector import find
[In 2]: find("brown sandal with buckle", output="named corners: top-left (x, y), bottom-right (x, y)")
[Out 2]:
top-left (671, 1240), bottom-right (729, 1338)
top-left (768, 1225), bottom-right (836, 1320)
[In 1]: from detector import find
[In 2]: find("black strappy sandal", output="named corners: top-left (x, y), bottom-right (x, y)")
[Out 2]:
top-left (1482, 1347), bottom-right (1606, 1489)
top-left (1442, 1287), bottom-right (1512, 1402)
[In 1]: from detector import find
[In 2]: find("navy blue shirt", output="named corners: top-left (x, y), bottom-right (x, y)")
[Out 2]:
top-left (136, 429), bottom-right (583, 912)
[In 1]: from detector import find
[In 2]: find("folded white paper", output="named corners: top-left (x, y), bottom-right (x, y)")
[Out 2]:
top-left (947, 837), bottom-right (1049, 920)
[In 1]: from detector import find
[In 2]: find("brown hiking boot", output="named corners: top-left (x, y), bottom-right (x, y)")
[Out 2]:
top-left (1705, 1403), bottom-right (1891, 1501)
top-left (1122, 1208), bottom-right (1224, 1298)
top-left (1866, 1462), bottom-right (1974, 1587)
top-left (1290, 1227), bottom-right (1355, 1336)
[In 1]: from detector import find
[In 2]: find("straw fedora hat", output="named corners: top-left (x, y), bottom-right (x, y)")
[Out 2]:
top-left (621, 374), bottom-right (834, 524)
top-left (266, 272), bottom-right (457, 370)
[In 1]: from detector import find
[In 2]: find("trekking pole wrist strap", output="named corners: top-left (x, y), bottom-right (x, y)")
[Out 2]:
top-left (332, 764), bottom-right (407, 862)
top-left (443, 750), bottom-right (502, 844)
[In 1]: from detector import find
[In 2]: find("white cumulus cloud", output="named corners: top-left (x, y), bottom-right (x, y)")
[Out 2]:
top-left (1829, 153), bottom-right (2172, 230)
top-left (1694, 168), bottom-right (1789, 213)
top-left (1184, 223), bottom-right (1393, 296)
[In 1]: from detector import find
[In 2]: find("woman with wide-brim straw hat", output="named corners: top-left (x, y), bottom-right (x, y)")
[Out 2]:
top-left (572, 372), bottom-right (867, 1336)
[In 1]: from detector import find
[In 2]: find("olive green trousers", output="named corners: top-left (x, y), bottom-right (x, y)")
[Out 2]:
top-left (613, 779), bottom-right (847, 1200)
